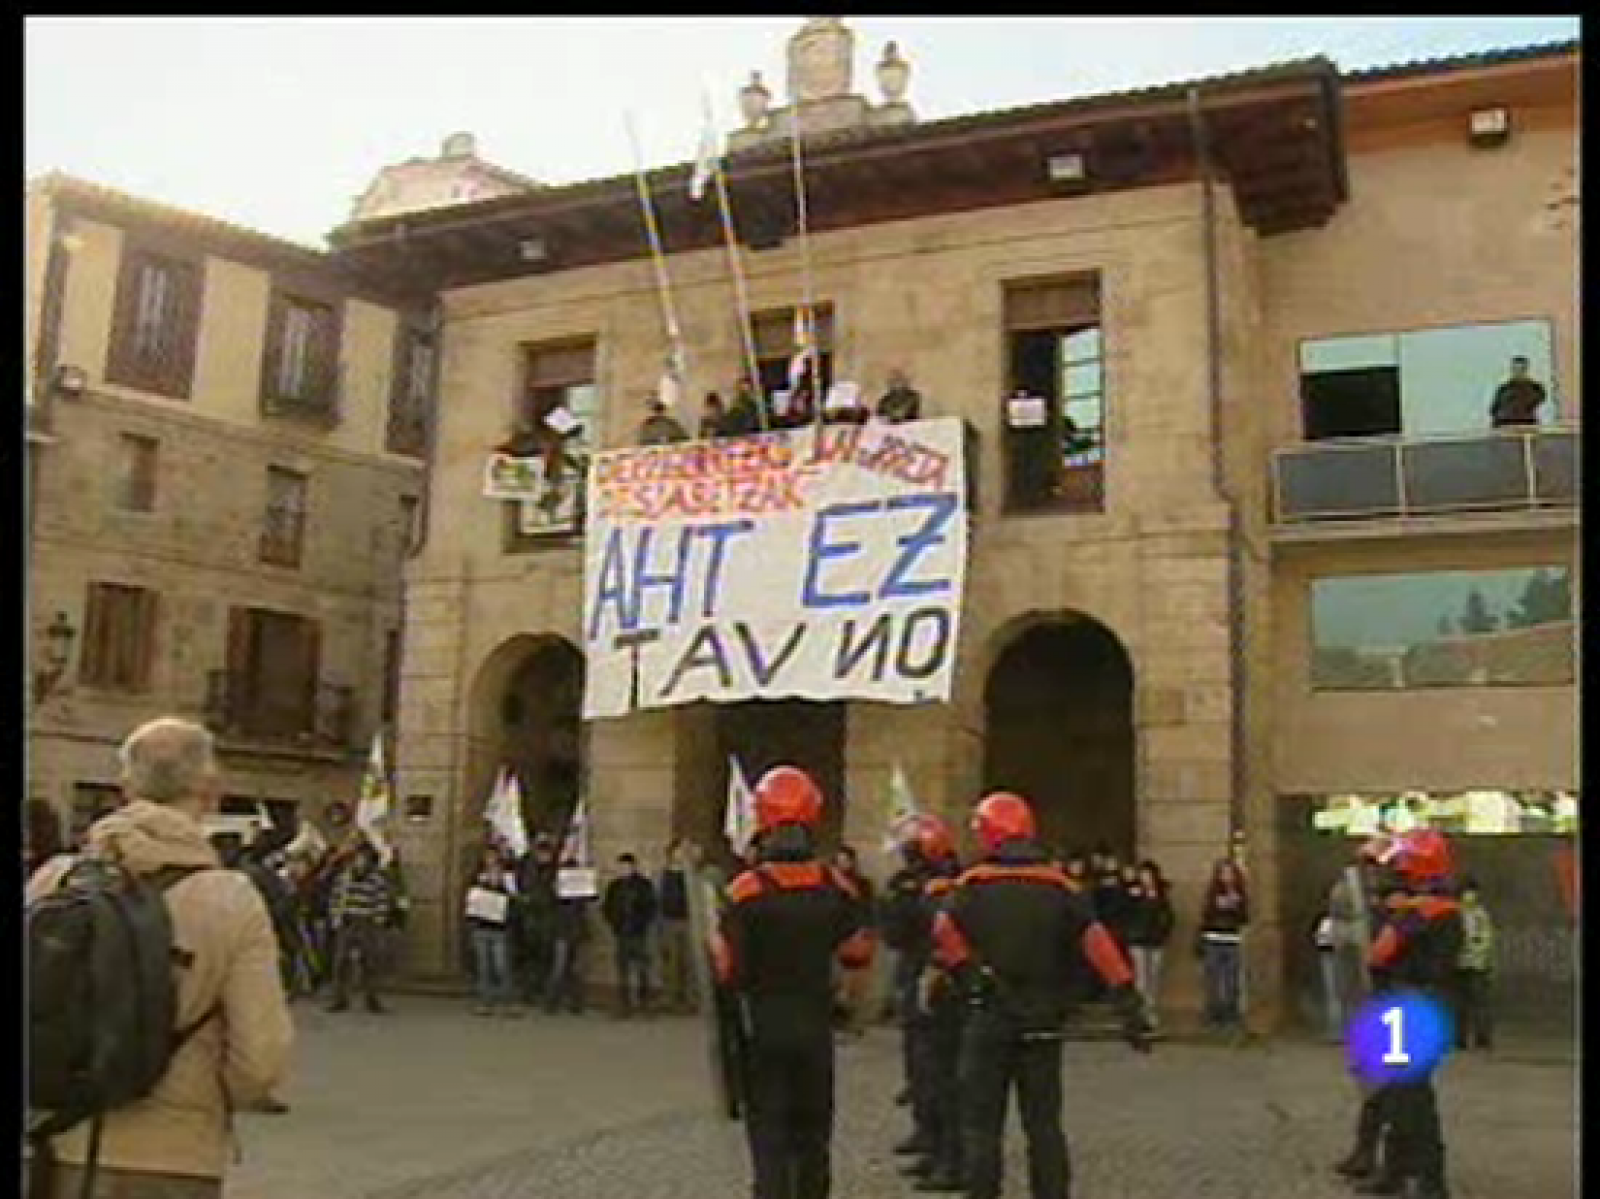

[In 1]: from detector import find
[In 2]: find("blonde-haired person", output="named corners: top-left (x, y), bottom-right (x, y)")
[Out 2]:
top-left (27, 718), bottom-right (293, 1199)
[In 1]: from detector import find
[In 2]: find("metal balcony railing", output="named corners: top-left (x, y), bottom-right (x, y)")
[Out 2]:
top-left (1271, 425), bottom-right (1579, 523)
top-left (204, 670), bottom-right (355, 750)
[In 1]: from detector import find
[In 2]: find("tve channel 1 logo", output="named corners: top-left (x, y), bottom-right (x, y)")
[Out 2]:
top-left (1346, 991), bottom-right (1454, 1086)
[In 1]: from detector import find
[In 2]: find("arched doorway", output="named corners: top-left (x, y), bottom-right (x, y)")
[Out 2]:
top-left (471, 635), bottom-right (586, 841)
top-left (982, 614), bottom-right (1136, 859)
top-left (676, 699), bottom-right (848, 866)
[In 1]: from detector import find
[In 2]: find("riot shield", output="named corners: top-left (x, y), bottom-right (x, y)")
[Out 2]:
top-left (687, 864), bottom-right (749, 1121)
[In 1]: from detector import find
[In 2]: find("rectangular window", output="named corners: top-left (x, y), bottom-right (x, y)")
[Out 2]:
top-left (222, 607), bottom-right (321, 740)
top-left (751, 306), bottom-right (834, 423)
top-left (1002, 275), bottom-right (1103, 513)
top-left (387, 326), bottom-right (435, 457)
top-left (115, 433), bottom-right (159, 512)
top-left (399, 494), bottom-right (422, 555)
top-left (1300, 319), bottom-right (1556, 440)
top-left (106, 245), bottom-right (203, 399)
top-left (504, 338), bottom-right (597, 548)
top-left (262, 290), bottom-right (341, 418)
top-left (260, 466), bottom-right (308, 567)
top-left (1310, 566), bottom-right (1574, 690)
top-left (80, 582), bottom-right (158, 690)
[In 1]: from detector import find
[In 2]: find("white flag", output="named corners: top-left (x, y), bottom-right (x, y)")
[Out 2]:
top-left (788, 306), bottom-right (814, 389)
top-left (724, 755), bottom-right (757, 856)
top-left (284, 817), bottom-right (328, 863)
top-left (356, 730), bottom-right (394, 864)
top-left (486, 767), bottom-right (530, 859)
top-left (881, 762), bottom-right (922, 856)
top-left (689, 104), bottom-right (721, 202)
top-left (560, 796), bottom-right (592, 866)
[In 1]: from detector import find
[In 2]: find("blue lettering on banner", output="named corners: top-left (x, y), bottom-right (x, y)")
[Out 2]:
top-left (698, 518), bottom-right (757, 619)
top-left (629, 526), bottom-right (694, 630)
top-left (879, 494), bottom-right (957, 602)
top-left (587, 526), bottom-right (632, 639)
top-left (734, 622), bottom-right (808, 686)
top-left (586, 518), bottom-right (757, 639)
top-left (801, 500), bottom-right (879, 610)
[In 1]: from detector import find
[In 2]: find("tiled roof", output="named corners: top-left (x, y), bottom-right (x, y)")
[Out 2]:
top-left (1344, 37), bottom-right (1579, 83)
top-left (29, 171), bottom-right (333, 261)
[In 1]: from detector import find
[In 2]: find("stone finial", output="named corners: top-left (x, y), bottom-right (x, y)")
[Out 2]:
top-left (787, 16), bottom-right (854, 103)
top-left (738, 71), bottom-right (772, 130)
top-left (876, 41), bottom-right (910, 104)
top-left (441, 131), bottom-right (476, 159)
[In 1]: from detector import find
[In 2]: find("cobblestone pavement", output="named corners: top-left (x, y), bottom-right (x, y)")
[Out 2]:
top-left (228, 997), bottom-right (1576, 1199)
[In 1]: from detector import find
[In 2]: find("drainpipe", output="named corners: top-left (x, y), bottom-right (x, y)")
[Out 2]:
top-left (1187, 88), bottom-right (1249, 850)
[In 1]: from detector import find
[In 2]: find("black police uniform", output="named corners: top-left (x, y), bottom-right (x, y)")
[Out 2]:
top-left (882, 856), bottom-right (936, 1109)
top-left (1358, 888), bottom-right (1463, 1199)
top-left (713, 825), bottom-right (873, 1199)
top-left (903, 868), bottom-right (966, 1191)
top-left (934, 840), bottom-right (1150, 1199)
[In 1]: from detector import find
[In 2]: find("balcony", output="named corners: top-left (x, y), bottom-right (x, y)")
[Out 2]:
top-left (204, 670), bottom-right (355, 753)
top-left (1271, 425), bottom-right (1578, 530)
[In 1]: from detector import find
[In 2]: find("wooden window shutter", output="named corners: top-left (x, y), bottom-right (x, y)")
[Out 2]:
top-left (80, 585), bottom-right (109, 685)
top-left (527, 341), bottom-right (594, 389)
top-left (300, 618), bottom-right (322, 733)
top-left (135, 589), bottom-right (159, 688)
top-left (164, 259), bottom-right (203, 399)
top-left (105, 248), bottom-right (150, 387)
top-left (309, 300), bottom-right (342, 405)
top-left (1004, 277), bottom-right (1100, 332)
top-left (260, 291), bottom-right (288, 404)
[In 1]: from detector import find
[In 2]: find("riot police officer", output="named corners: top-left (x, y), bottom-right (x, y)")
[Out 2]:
top-left (891, 815), bottom-right (965, 1193)
top-left (1349, 828), bottom-right (1462, 1199)
top-left (710, 765), bottom-right (875, 1199)
top-left (933, 791), bottom-right (1153, 1199)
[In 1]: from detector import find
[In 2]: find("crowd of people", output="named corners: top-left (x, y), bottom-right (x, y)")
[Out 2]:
top-left (636, 368), bottom-right (926, 446)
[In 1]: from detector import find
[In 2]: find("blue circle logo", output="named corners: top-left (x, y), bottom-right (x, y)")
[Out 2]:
top-left (1345, 992), bottom-right (1453, 1085)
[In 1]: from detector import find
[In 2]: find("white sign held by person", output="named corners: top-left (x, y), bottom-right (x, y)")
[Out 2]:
top-left (583, 418), bottom-right (968, 718)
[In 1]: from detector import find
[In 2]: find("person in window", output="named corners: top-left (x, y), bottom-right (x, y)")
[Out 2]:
top-left (1489, 356), bottom-right (1547, 428)
top-left (875, 369), bottom-right (923, 424)
top-left (698, 392), bottom-right (730, 440)
top-left (724, 376), bottom-right (765, 436)
top-left (636, 396), bottom-right (689, 446)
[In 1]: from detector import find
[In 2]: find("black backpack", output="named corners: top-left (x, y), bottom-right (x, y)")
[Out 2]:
top-left (26, 858), bottom-right (219, 1197)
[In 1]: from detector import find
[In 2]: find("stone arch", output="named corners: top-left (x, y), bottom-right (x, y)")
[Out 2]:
top-left (466, 633), bottom-right (586, 842)
top-left (981, 610), bottom-right (1137, 859)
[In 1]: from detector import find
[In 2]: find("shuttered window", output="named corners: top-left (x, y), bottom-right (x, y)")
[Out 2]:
top-left (116, 433), bottom-right (159, 512)
top-left (105, 245), bottom-right (203, 399)
top-left (387, 324), bottom-right (435, 457)
top-left (260, 466), bottom-right (308, 567)
top-left (80, 582), bottom-right (158, 690)
top-left (226, 607), bottom-right (320, 739)
top-left (261, 289), bottom-right (342, 418)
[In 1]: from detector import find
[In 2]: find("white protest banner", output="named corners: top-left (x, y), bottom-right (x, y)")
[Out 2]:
top-left (582, 417), bottom-right (967, 718)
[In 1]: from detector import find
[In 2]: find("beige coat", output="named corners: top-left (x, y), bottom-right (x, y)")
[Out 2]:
top-left (28, 801), bottom-right (294, 1180)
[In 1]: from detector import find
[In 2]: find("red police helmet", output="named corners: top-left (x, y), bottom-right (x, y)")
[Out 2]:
top-left (971, 792), bottom-right (1036, 853)
top-left (754, 765), bottom-right (823, 832)
top-left (902, 814), bottom-right (955, 863)
top-left (1389, 827), bottom-right (1452, 884)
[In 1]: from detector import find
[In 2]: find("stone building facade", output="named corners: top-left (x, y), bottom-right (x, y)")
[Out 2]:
top-left (26, 175), bottom-right (431, 838)
top-left (349, 32), bottom-right (1576, 1028)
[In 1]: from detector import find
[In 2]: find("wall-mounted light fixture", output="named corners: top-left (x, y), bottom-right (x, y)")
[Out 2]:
top-left (1045, 151), bottom-right (1088, 185)
top-left (518, 236), bottom-right (548, 264)
top-left (53, 364), bottom-right (87, 399)
top-left (1467, 106), bottom-right (1511, 148)
top-left (32, 610), bottom-right (77, 705)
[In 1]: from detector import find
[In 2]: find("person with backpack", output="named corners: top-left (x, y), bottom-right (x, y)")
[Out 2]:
top-left (25, 717), bottom-right (293, 1199)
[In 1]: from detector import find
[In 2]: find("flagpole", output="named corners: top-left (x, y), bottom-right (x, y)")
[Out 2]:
top-left (702, 92), bottom-right (767, 433)
top-left (788, 103), bottom-right (821, 430)
top-left (625, 113), bottom-right (687, 397)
